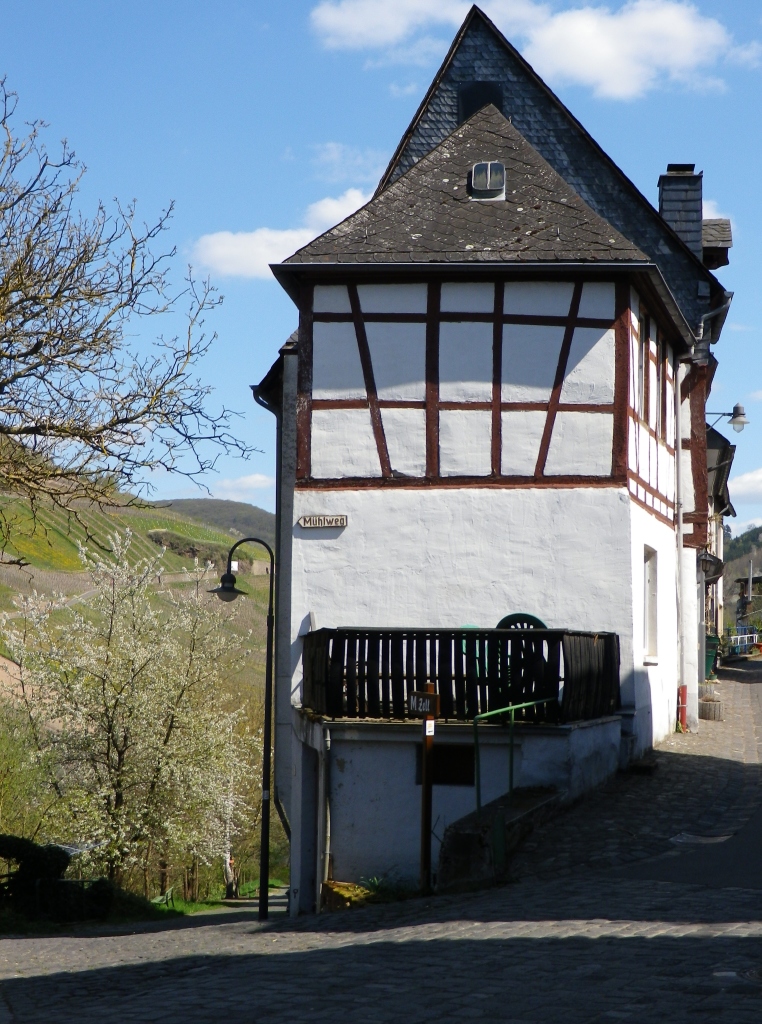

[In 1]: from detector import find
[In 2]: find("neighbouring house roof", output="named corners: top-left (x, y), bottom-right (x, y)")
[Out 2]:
top-left (706, 425), bottom-right (736, 518)
top-left (702, 219), bottom-right (733, 248)
top-left (285, 105), bottom-right (647, 266)
top-left (372, 5), bottom-right (722, 334)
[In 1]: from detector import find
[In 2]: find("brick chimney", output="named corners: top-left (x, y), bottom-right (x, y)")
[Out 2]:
top-left (658, 163), bottom-right (703, 260)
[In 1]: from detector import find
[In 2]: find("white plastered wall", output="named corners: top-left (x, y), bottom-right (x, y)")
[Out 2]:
top-left (290, 484), bottom-right (636, 722)
top-left (546, 412), bottom-right (613, 476)
top-left (628, 501), bottom-right (679, 749)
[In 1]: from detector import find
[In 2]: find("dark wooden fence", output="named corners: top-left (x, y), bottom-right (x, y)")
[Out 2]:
top-left (302, 628), bottom-right (619, 724)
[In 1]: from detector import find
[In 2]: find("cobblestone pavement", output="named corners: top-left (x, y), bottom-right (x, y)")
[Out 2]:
top-left (1, 665), bottom-right (761, 1023)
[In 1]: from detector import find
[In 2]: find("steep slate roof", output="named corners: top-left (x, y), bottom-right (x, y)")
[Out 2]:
top-left (374, 5), bottom-right (720, 333)
top-left (286, 106), bottom-right (646, 266)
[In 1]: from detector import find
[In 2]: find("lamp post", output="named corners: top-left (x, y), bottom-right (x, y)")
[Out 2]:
top-left (213, 537), bottom-right (274, 921)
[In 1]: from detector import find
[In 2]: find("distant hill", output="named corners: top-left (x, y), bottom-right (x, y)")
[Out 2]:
top-left (156, 499), bottom-right (275, 548)
top-left (0, 497), bottom-right (270, 574)
top-left (725, 525), bottom-right (762, 564)
top-left (723, 525), bottom-right (762, 605)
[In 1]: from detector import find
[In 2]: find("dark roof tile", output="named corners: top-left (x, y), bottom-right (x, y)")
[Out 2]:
top-left (286, 106), bottom-right (646, 266)
top-left (373, 6), bottom-right (719, 330)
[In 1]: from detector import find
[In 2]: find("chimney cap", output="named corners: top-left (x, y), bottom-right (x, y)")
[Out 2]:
top-left (665, 163), bottom-right (698, 175)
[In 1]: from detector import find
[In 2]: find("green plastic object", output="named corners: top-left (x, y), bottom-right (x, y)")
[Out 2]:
top-left (705, 634), bottom-right (720, 677)
top-left (496, 613), bottom-right (547, 630)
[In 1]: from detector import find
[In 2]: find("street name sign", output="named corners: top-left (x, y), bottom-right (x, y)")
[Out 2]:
top-left (297, 515), bottom-right (348, 528)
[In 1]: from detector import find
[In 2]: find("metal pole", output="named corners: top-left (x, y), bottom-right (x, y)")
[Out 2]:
top-left (218, 536), bottom-right (275, 922)
top-left (474, 718), bottom-right (481, 814)
top-left (420, 681), bottom-right (434, 894)
top-left (259, 548), bottom-right (276, 925)
top-left (509, 709), bottom-right (515, 796)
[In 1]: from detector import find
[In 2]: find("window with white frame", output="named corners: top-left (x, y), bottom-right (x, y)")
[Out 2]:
top-left (644, 546), bottom-right (658, 659)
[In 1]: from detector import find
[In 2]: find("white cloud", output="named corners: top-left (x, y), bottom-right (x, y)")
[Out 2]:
top-left (311, 0), bottom-right (756, 100)
top-left (389, 81), bottom-right (420, 98)
top-left (730, 518), bottom-right (762, 537)
top-left (749, 390), bottom-right (762, 400)
top-left (729, 468), bottom-right (762, 501)
top-left (192, 187), bottom-right (370, 279)
top-left (522, 1), bottom-right (731, 99)
top-left (703, 199), bottom-right (728, 219)
top-left (311, 0), bottom-right (467, 49)
top-left (312, 142), bottom-right (388, 183)
top-left (213, 474), bottom-right (276, 502)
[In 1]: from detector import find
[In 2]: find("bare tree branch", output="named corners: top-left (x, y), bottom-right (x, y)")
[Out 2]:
top-left (0, 79), bottom-right (257, 554)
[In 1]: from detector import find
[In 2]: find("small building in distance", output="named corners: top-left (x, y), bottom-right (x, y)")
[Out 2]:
top-left (255, 5), bottom-right (737, 913)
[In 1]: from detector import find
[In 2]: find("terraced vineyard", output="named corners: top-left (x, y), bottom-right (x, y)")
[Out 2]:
top-left (0, 499), bottom-right (268, 573)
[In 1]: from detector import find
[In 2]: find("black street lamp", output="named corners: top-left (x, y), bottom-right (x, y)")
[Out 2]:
top-left (212, 537), bottom-right (275, 921)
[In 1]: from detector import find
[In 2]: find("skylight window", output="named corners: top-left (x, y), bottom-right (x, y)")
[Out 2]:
top-left (470, 162), bottom-right (505, 201)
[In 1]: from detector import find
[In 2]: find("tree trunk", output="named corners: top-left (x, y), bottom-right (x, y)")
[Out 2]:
top-left (223, 851), bottom-right (238, 899)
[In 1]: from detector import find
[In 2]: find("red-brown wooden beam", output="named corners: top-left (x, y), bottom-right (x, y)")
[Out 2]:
top-left (348, 283), bottom-right (392, 478)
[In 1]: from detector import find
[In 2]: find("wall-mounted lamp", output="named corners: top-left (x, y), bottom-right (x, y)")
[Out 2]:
top-left (707, 403), bottom-right (749, 433)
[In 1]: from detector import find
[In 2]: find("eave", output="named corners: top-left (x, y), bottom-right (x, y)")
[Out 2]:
top-left (270, 259), bottom-right (695, 353)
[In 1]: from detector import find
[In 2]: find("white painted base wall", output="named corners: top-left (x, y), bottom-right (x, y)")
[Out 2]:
top-left (285, 484), bottom-right (684, 910)
top-left (306, 717), bottom-right (621, 889)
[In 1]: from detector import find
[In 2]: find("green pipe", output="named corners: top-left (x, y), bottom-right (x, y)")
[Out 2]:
top-left (474, 698), bottom-right (556, 814)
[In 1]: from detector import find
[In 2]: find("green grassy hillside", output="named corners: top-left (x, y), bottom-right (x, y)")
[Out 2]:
top-left (725, 525), bottom-right (762, 565)
top-left (155, 498), bottom-right (275, 548)
top-left (0, 499), bottom-right (267, 573)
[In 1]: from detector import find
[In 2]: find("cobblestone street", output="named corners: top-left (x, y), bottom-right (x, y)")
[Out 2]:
top-left (1, 664), bottom-right (761, 1023)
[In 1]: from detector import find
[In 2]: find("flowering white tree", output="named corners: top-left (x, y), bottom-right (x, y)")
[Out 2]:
top-left (1, 534), bottom-right (257, 888)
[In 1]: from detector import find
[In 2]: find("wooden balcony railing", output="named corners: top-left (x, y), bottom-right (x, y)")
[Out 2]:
top-left (302, 628), bottom-right (620, 724)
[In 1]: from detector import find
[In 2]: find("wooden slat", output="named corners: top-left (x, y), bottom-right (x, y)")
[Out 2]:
top-left (405, 633), bottom-right (415, 709)
top-left (391, 633), bottom-right (405, 719)
top-left (345, 632), bottom-right (358, 718)
top-left (357, 632), bottom-right (367, 718)
top-left (327, 633), bottom-right (346, 718)
top-left (454, 633), bottom-right (466, 719)
top-left (367, 632), bottom-right (380, 718)
top-left (465, 633), bottom-right (479, 719)
top-left (381, 633), bottom-right (391, 718)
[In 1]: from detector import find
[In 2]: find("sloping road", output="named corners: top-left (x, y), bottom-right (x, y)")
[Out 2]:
top-left (0, 664), bottom-right (760, 1023)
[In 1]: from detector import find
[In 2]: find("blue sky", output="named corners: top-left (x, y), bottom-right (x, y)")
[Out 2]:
top-left (2, 1), bottom-right (761, 530)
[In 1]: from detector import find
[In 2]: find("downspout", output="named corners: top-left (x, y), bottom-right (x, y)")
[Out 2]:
top-left (316, 724), bottom-right (331, 913)
top-left (675, 360), bottom-right (686, 727)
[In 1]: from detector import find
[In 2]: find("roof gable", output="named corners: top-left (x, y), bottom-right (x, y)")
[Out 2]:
top-left (375, 5), bottom-right (719, 331)
top-left (285, 106), bottom-right (646, 267)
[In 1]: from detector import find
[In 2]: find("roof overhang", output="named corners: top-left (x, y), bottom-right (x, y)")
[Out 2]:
top-left (270, 259), bottom-right (696, 354)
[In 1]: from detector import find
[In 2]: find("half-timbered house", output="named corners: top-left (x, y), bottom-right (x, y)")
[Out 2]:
top-left (254, 6), bottom-right (735, 913)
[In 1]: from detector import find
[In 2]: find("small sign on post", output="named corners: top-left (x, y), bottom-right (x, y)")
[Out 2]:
top-left (408, 691), bottom-right (441, 718)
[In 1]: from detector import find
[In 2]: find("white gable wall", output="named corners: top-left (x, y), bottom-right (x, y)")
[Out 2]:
top-left (501, 410), bottom-right (546, 474)
top-left (380, 408), bottom-right (427, 475)
top-left (560, 328), bottom-right (615, 404)
top-left (546, 412), bottom-right (613, 476)
top-left (502, 324), bottom-right (563, 402)
top-left (504, 280), bottom-right (573, 315)
top-left (358, 282), bottom-right (427, 313)
top-left (313, 322), bottom-right (366, 399)
top-left (439, 410), bottom-right (492, 476)
top-left (311, 409), bottom-right (380, 478)
top-left (365, 322), bottom-right (426, 400)
top-left (441, 281), bottom-right (494, 312)
top-left (439, 321), bottom-right (493, 402)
